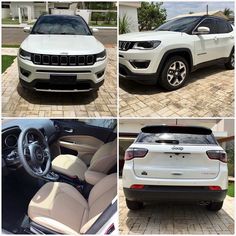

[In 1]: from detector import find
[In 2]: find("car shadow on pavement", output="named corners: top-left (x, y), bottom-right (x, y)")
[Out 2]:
top-left (119, 64), bottom-right (230, 95)
top-left (16, 83), bottom-right (98, 105)
top-left (122, 202), bottom-right (234, 234)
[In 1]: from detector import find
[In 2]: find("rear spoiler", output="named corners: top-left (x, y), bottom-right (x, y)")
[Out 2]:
top-left (141, 125), bottom-right (212, 135)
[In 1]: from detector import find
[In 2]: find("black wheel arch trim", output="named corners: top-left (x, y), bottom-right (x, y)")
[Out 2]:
top-left (156, 48), bottom-right (193, 77)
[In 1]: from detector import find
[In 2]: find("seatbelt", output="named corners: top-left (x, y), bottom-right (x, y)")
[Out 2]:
top-left (85, 200), bottom-right (117, 234)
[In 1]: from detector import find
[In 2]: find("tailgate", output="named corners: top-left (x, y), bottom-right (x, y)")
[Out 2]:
top-left (133, 144), bottom-right (221, 179)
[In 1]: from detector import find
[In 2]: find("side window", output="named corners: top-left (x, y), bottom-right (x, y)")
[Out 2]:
top-left (82, 119), bottom-right (117, 129)
top-left (197, 18), bottom-right (217, 34)
top-left (216, 19), bottom-right (232, 33)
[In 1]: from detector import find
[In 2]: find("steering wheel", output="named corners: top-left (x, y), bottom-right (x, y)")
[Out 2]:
top-left (18, 128), bottom-right (51, 178)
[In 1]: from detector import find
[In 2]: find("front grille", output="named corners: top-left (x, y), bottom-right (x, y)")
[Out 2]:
top-left (119, 41), bottom-right (134, 51)
top-left (31, 54), bottom-right (96, 66)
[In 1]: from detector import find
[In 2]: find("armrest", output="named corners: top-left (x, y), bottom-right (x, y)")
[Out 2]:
top-left (85, 170), bottom-right (106, 185)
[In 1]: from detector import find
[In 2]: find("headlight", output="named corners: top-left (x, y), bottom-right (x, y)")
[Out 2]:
top-left (19, 48), bottom-right (31, 61)
top-left (96, 49), bottom-right (106, 62)
top-left (132, 41), bottom-right (161, 50)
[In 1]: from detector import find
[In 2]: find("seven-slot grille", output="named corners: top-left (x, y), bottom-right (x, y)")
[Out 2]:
top-left (119, 41), bottom-right (134, 51)
top-left (31, 54), bottom-right (96, 66)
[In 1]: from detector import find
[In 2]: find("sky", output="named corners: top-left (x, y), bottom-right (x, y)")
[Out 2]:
top-left (161, 1), bottom-right (234, 19)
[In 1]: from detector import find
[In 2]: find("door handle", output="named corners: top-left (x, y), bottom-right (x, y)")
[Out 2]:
top-left (171, 172), bottom-right (183, 176)
top-left (64, 128), bottom-right (73, 133)
top-left (230, 35), bottom-right (234, 39)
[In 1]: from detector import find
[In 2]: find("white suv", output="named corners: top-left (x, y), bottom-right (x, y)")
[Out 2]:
top-left (18, 14), bottom-right (107, 92)
top-left (119, 16), bottom-right (234, 90)
top-left (122, 125), bottom-right (228, 211)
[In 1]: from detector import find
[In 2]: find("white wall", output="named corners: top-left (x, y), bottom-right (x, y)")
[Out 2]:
top-left (119, 5), bottom-right (139, 32)
top-left (51, 9), bottom-right (74, 15)
top-left (2, 8), bottom-right (10, 18)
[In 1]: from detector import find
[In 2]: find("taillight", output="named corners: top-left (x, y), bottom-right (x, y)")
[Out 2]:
top-left (130, 184), bottom-right (144, 189)
top-left (105, 223), bottom-right (115, 234)
top-left (206, 150), bottom-right (227, 163)
top-left (124, 148), bottom-right (148, 161)
top-left (208, 186), bottom-right (222, 191)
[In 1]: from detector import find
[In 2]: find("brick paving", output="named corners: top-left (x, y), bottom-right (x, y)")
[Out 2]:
top-left (119, 64), bottom-right (234, 117)
top-left (2, 48), bottom-right (117, 117)
top-left (119, 180), bottom-right (234, 235)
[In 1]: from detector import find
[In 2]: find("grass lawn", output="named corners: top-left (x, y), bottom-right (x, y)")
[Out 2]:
top-left (2, 44), bottom-right (20, 48)
top-left (227, 182), bottom-right (234, 197)
top-left (2, 55), bottom-right (16, 73)
top-left (2, 18), bottom-right (20, 25)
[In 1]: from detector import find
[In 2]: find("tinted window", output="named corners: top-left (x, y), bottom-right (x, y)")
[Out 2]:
top-left (136, 132), bottom-right (217, 145)
top-left (156, 16), bottom-right (200, 33)
top-left (216, 19), bottom-right (232, 33)
top-left (82, 119), bottom-right (117, 129)
top-left (31, 15), bottom-right (91, 35)
top-left (197, 18), bottom-right (217, 34)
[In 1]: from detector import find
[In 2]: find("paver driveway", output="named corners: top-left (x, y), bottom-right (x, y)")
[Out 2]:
top-left (119, 64), bottom-right (234, 117)
top-left (119, 180), bottom-right (234, 235)
top-left (2, 48), bottom-right (117, 117)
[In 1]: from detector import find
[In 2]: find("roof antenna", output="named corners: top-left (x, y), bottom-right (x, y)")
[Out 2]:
top-left (206, 4), bottom-right (208, 15)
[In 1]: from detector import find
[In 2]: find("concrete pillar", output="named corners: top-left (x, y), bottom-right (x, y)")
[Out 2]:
top-left (27, 6), bottom-right (32, 22)
top-left (18, 7), bottom-right (22, 24)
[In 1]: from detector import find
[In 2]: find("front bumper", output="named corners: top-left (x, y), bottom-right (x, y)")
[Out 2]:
top-left (123, 186), bottom-right (227, 202)
top-left (119, 47), bottom-right (164, 84)
top-left (119, 64), bottom-right (157, 85)
top-left (18, 56), bottom-right (107, 92)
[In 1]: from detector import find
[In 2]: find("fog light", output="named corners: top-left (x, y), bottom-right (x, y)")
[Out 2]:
top-left (96, 70), bottom-right (105, 78)
top-left (20, 67), bottom-right (31, 77)
top-left (129, 60), bottom-right (150, 69)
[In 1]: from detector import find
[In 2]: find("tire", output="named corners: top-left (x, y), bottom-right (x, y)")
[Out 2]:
top-left (159, 56), bottom-right (189, 91)
top-left (225, 48), bottom-right (234, 70)
top-left (126, 198), bottom-right (143, 210)
top-left (206, 201), bottom-right (223, 211)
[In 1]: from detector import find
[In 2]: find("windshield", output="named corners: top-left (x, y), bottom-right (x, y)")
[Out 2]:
top-left (136, 132), bottom-right (217, 145)
top-left (31, 15), bottom-right (92, 35)
top-left (156, 16), bottom-right (201, 33)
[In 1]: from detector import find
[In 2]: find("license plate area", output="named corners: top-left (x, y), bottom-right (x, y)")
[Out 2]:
top-left (50, 74), bottom-right (76, 84)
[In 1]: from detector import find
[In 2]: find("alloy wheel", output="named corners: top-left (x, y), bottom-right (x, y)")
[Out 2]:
top-left (167, 61), bottom-right (187, 87)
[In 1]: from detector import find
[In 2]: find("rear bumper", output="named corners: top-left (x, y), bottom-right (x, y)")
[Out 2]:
top-left (123, 186), bottom-right (227, 202)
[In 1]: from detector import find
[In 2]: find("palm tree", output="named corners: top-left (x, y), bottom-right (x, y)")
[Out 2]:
top-left (223, 8), bottom-right (234, 17)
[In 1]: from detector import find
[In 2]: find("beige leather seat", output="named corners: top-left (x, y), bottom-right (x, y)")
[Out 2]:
top-left (28, 173), bottom-right (117, 235)
top-left (52, 139), bottom-right (117, 181)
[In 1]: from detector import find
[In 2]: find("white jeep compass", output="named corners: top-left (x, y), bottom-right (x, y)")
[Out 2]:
top-left (18, 14), bottom-right (107, 92)
top-left (123, 125), bottom-right (228, 211)
top-left (119, 16), bottom-right (234, 90)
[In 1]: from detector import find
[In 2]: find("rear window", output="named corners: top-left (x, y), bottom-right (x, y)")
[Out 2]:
top-left (136, 132), bottom-right (217, 145)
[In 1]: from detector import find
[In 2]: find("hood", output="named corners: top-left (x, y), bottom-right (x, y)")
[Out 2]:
top-left (21, 35), bottom-right (105, 55)
top-left (119, 31), bottom-right (187, 41)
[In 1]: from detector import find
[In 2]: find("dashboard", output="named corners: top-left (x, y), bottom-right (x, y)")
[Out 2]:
top-left (2, 119), bottom-right (60, 170)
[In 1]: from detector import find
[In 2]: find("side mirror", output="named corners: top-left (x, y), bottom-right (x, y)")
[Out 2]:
top-left (92, 28), bottom-right (99, 33)
top-left (196, 26), bottom-right (210, 34)
top-left (23, 26), bottom-right (31, 33)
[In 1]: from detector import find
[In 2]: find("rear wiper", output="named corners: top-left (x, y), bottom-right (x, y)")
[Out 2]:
top-left (155, 139), bottom-right (179, 144)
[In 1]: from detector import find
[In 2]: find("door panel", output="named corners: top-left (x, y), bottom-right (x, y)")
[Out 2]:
top-left (59, 135), bottom-right (104, 165)
top-left (194, 35), bottom-right (220, 64)
top-left (52, 119), bottom-right (116, 165)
